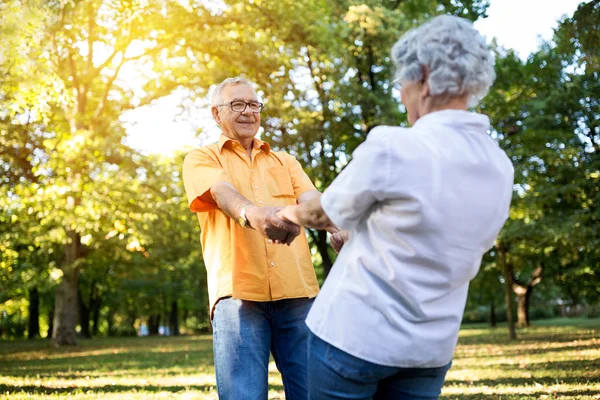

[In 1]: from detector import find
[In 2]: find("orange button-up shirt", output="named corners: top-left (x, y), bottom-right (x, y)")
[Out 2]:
top-left (183, 135), bottom-right (319, 314)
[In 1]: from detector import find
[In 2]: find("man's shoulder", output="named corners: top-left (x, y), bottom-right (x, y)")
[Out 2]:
top-left (270, 150), bottom-right (298, 165)
top-left (184, 143), bottom-right (220, 161)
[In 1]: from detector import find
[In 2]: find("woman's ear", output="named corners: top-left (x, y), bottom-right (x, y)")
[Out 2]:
top-left (420, 65), bottom-right (430, 97)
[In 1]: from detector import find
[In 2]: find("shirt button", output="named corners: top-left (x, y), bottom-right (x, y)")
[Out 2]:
top-left (259, 200), bottom-right (264, 204)
top-left (270, 262), bottom-right (275, 266)
top-left (254, 186), bottom-right (259, 189)
top-left (268, 239), bottom-right (273, 244)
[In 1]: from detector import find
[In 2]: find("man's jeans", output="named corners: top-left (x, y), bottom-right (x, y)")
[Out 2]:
top-left (307, 332), bottom-right (451, 400)
top-left (212, 297), bottom-right (314, 400)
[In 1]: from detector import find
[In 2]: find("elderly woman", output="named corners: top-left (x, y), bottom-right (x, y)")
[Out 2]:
top-left (277, 15), bottom-right (514, 399)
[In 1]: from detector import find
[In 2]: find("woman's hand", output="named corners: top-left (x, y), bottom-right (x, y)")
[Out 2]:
top-left (275, 205), bottom-right (301, 227)
top-left (276, 201), bottom-right (334, 231)
top-left (327, 228), bottom-right (350, 254)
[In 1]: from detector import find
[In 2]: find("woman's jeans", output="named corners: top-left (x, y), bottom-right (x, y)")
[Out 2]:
top-left (307, 331), bottom-right (451, 399)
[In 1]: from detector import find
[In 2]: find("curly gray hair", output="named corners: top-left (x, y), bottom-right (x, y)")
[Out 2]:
top-left (211, 76), bottom-right (257, 106)
top-left (391, 15), bottom-right (495, 107)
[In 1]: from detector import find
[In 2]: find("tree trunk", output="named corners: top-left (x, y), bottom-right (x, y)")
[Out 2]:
top-left (28, 287), bottom-right (40, 339)
top-left (107, 311), bottom-right (114, 336)
top-left (498, 244), bottom-right (516, 340)
top-left (489, 301), bottom-right (497, 328)
top-left (512, 264), bottom-right (543, 328)
top-left (78, 284), bottom-right (91, 338)
top-left (148, 314), bottom-right (160, 335)
top-left (308, 229), bottom-right (333, 278)
top-left (47, 309), bottom-right (54, 339)
top-left (52, 230), bottom-right (81, 346)
top-left (52, 269), bottom-right (79, 345)
top-left (515, 289), bottom-right (531, 328)
top-left (170, 300), bottom-right (179, 336)
top-left (91, 293), bottom-right (102, 336)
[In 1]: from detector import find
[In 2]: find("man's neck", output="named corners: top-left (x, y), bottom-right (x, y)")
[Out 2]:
top-left (224, 133), bottom-right (254, 158)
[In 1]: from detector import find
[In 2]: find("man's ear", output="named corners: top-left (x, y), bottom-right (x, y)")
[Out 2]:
top-left (420, 65), bottom-right (430, 97)
top-left (211, 106), bottom-right (221, 124)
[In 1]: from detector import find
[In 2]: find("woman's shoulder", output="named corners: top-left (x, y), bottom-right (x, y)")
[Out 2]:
top-left (366, 125), bottom-right (426, 155)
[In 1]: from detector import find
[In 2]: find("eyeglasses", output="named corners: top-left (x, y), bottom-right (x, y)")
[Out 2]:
top-left (217, 100), bottom-right (264, 113)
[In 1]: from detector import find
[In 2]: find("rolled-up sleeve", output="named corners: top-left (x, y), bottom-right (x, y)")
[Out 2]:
top-left (320, 128), bottom-right (391, 231)
top-left (283, 153), bottom-right (317, 199)
top-left (182, 149), bottom-right (231, 213)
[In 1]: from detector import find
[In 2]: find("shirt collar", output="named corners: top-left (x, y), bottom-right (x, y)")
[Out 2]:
top-left (412, 109), bottom-right (490, 132)
top-left (217, 134), bottom-right (271, 154)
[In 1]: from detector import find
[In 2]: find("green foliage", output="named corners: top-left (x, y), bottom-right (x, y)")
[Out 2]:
top-left (468, 1), bottom-right (600, 324)
top-left (1, 0), bottom-right (598, 342)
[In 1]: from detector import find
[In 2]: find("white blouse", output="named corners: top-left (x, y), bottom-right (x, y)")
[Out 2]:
top-left (307, 110), bottom-right (514, 367)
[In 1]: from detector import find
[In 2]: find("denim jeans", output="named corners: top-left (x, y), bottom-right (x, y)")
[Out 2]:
top-left (211, 297), bottom-right (314, 400)
top-left (307, 332), bottom-right (451, 400)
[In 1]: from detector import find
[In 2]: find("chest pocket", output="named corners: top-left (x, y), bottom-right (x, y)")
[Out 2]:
top-left (266, 166), bottom-right (295, 197)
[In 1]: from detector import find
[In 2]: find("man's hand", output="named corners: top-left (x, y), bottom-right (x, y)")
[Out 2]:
top-left (247, 206), bottom-right (301, 245)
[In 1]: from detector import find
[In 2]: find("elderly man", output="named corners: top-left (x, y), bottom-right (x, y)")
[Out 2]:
top-left (182, 77), bottom-right (321, 400)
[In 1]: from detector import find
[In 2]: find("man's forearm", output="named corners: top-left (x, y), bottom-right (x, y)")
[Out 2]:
top-left (210, 181), bottom-right (251, 220)
top-left (209, 182), bottom-right (301, 243)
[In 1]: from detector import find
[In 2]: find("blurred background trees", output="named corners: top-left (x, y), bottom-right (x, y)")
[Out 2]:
top-left (1, 0), bottom-right (598, 343)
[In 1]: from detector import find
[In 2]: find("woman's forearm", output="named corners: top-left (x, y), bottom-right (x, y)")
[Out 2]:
top-left (292, 197), bottom-right (334, 230)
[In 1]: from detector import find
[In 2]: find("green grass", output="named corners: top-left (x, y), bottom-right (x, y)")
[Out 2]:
top-left (0, 318), bottom-right (599, 399)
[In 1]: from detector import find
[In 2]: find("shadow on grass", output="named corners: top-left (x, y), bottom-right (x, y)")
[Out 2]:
top-left (3, 369), bottom-right (212, 380)
top-left (0, 383), bottom-right (285, 395)
top-left (457, 330), bottom-right (600, 347)
top-left (1, 346), bottom-right (215, 378)
top-left (441, 388), bottom-right (600, 399)
top-left (447, 375), bottom-right (600, 387)
top-left (486, 358), bottom-right (600, 373)
top-left (0, 383), bottom-right (215, 395)
top-left (454, 342), bottom-right (600, 359)
top-left (0, 335), bottom-right (214, 358)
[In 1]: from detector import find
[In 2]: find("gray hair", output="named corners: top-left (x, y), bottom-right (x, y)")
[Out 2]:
top-left (211, 76), bottom-right (256, 106)
top-left (391, 15), bottom-right (495, 107)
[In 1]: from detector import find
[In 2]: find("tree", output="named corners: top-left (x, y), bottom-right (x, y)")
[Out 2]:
top-left (479, 0), bottom-right (599, 332)
top-left (1, 0), bottom-right (238, 344)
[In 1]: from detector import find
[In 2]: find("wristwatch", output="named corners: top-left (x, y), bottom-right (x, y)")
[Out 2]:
top-left (238, 203), bottom-right (252, 228)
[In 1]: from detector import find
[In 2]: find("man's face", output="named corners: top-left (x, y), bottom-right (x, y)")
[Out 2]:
top-left (212, 84), bottom-right (261, 141)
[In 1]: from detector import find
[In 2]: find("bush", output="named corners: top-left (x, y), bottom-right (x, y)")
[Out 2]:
top-left (587, 304), bottom-right (600, 318)
top-left (0, 313), bottom-right (27, 339)
top-left (182, 316), bottom-right (211, 334)
top-left (529, 306), bottom-right (558, 321)
top-left (110, 325), bottom-right (137, 337)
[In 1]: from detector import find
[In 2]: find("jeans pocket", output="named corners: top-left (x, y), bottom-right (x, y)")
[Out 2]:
top-left (324, 341), bottom-right (383, 381)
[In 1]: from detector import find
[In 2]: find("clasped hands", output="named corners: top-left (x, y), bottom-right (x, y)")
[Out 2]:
top-left (245, 205), bottom-right (348, 253)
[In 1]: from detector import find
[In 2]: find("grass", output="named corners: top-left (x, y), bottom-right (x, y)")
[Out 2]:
top-left (0, 318), bottom-right (599, 399)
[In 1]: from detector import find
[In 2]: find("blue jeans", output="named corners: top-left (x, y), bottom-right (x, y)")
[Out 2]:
top-left (307, 332), bottom-right (451, 399)
top-left (212, 297), bottom-right (314, 400)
